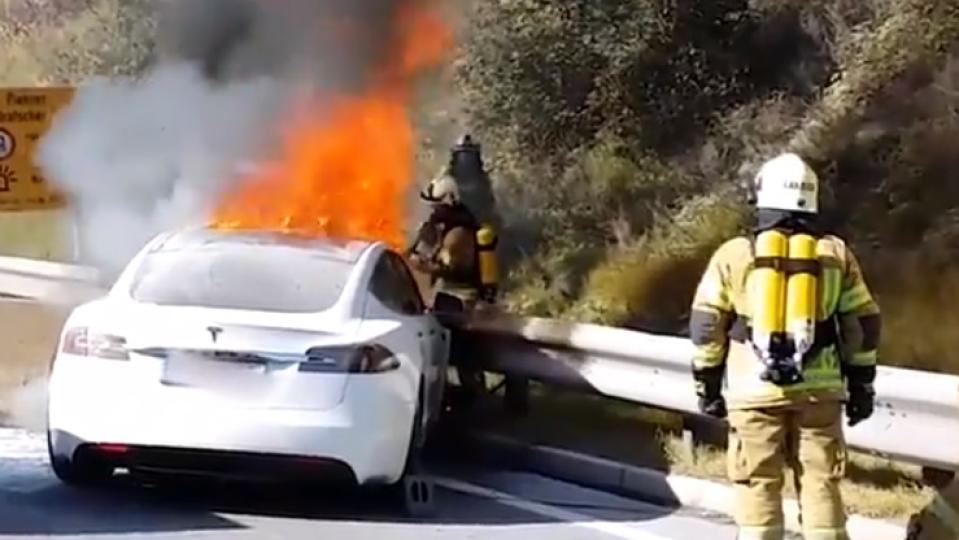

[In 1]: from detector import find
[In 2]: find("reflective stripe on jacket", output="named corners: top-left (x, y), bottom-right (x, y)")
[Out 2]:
top-left (689, 234), bottom-right (880, 409)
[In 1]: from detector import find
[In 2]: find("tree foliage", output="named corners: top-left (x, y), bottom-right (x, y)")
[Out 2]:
top-left (460, 0), bottom-right (959, 370)
top-left (0, 0), bottom-right (156, 85)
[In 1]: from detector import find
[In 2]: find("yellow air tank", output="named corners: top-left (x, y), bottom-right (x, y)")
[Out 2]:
top-left (785, 233), bottom-right (818, 361)
top-left (476, 224), bottom-right (499, 299)
top-left (748, 230), bottom-right (788, 357)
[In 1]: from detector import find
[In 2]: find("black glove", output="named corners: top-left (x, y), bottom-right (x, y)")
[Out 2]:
top-left (846, 383), bottom-right (875, 427)
top-left (698, 394), bottom-right (728, 419)
top-left (693, 365), bottom-right (727, 419)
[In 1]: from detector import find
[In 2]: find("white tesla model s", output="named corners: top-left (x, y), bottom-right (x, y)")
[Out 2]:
top-left (47, 227), bottom-right (451, 497)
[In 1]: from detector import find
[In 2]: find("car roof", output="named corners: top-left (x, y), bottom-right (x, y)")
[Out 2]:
top-left (149, 227), bottom-right (377, 264)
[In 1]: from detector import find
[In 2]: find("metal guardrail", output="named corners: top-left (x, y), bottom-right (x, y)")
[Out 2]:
top-left (0, 255), bottom-right (103, 304)
top-left (1, 257), bottom-right (957, 470)
top-left (449, 314), bottom-right (959, 471)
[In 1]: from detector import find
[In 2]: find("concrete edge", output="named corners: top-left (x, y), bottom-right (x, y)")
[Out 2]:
top-left (468, 431), bottom-right (907, 540)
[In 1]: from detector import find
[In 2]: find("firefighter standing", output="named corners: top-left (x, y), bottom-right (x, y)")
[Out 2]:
top-left (448, 134), bottom-right (530, 414)
top-left (407, 168), bottom-right (492, 409)
top-left (408, 135), bottom-right (529, 414)
top-left (689, 153), bottom-right (881, 540)
top-left (408, 172), bottom-right (484, 304)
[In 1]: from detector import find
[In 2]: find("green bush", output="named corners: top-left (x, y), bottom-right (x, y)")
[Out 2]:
top-left (569, 192), bottom-right (748, 331)
top-left (462, 0), bottom-right (959, 375)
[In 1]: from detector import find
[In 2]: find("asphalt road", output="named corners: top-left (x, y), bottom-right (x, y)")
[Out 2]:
top-left (0, 427), bottom-right (744, 540)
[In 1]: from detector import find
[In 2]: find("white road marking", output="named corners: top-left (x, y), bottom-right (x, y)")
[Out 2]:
top-left (436, 477), bottom-right (680, 540)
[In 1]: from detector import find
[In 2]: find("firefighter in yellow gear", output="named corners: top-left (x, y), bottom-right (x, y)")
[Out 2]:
top-left (906, 393), bottom-right (959, 539)
top-left (408, 173), bottom-right (485, 305)
top-left (449, 134), bottom-right (529, 413)
top-left (408, 135), bottom-right (529, 415)
top-left (689, 152), bottom-right (881, 540)
top-left (408, 138), bottom-right (505, 409)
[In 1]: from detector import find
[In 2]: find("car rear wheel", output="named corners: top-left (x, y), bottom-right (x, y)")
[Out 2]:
top-left (47, 431), bottom-right (114, 486)
top-left (391, 380), bottom-right (435, 518)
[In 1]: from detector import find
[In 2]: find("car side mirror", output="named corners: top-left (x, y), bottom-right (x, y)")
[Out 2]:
top-left (402, 300), bottom-right (421, 314)
top-left (432, 291), bottom-right (464, 313)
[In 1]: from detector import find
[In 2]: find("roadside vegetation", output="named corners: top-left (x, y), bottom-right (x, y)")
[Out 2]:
top-left (458, 1), bottom-right (959, 374)
top-left (8, 1), bottom-right (959, 373)
top-left (0, 0), bottom-right (155, 85)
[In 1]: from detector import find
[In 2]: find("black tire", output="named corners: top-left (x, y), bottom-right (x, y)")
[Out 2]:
top-left (390, 381), bottom-right (435, 518)
top-left (503, 376), bottom-right (531, 416)
top-left (444, 367), bottom-right (488, 415)
top-left (47, 431), bottom-right (114, 487)
top-left (405, 380), bottom-right (428, 475)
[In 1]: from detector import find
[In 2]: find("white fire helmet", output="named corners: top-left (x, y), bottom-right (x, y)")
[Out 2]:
top-left (420, 172), bottom-right (461, 205)
top-left (753, 153), bottom-right (819, 214)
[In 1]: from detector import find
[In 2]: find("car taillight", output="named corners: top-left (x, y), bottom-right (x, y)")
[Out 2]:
top-left (351, 344), bottom-right (401, 373)
top-left (302, 344), bottom-right (400, 373)
top-left (96, 444), bottom-right (130, 454)
top-left (61, 327), bottom-right (129, 360)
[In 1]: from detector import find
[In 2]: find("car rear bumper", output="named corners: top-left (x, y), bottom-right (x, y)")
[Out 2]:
top-left (53, 431), bottom-right (359, 484)
top-left (48, 373), bottom-right (417, 485)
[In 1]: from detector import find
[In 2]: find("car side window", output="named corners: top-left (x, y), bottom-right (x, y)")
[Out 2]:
top-left (387, 252), bottom-right (427, 313)
top-left (370, 252), bottom-right (425, 316)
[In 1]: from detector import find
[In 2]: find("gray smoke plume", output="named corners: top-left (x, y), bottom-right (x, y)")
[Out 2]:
top-left (38, 0), bottom-right (435, 279)
top-left (156, 0), bottom-right (410, 89)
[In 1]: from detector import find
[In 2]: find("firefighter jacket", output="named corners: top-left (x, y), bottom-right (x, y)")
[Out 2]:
top-left (689, 234), bottom-right (880, 409)
top-left (408, 203), bottom-right (481, 301)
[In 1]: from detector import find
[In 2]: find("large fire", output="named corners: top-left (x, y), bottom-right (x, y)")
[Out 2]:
top-left (212, 3), bottom-right (452, 249)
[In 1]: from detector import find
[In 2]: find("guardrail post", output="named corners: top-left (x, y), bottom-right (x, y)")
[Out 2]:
top-left (682, 414), bottom-right (728, 454)
top-left (922, 466), bottom-right (956, 489)
top-left (681, 429), bottom-right (696, 465)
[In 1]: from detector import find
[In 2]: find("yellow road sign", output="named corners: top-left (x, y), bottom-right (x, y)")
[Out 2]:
top-left (0, 88), bottom-right (75, 211)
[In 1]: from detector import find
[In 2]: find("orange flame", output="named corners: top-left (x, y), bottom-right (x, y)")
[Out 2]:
top-left (212, 4), bottom-right (452, 249)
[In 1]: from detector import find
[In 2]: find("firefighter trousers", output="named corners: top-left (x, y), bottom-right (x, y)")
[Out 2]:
top-left (435, 290), bottom-right (487, 405)
top-left (728, 400), bottom-right (848, 540)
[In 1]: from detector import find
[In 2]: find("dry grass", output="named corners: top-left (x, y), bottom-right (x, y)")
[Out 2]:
top-left (0, 299), bottom-right (70, 423)
top-left (483, 386), bottom-right (933, 521)
top-left (0, 0), bottom-right (154, 85)
top-left (0, 211), bottom-right (76, 262)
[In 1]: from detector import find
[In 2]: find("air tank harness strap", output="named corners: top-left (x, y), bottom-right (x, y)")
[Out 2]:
top-left (728, 316), bottom-right (838, 356)
top-left (752, 256), bottom-right (821, 275)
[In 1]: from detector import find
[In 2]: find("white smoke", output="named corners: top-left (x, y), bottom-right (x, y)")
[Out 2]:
top-left (6, 378), bottom-right (47, 432)
top-left (37, 63), bottom-right (286, 278)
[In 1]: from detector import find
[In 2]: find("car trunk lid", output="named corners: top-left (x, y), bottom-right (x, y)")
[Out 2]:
top-left (119, 305), bottom-right (360, 410)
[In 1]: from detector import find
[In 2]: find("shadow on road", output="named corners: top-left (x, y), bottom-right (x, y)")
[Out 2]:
top-left (0, 456), bottom-right (678, 537)
top-left (0, 478), bottom-right (241, 535)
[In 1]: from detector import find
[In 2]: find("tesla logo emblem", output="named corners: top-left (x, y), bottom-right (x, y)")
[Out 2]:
top-left (207, 326), bottom-right (223, 343)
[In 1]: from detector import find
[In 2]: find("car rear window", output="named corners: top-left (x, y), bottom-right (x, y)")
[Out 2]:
top-left (129, 244), bottom-right (354, 313)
